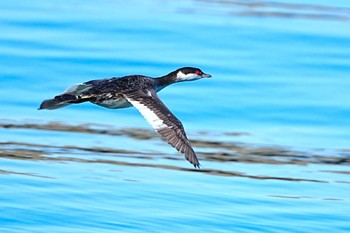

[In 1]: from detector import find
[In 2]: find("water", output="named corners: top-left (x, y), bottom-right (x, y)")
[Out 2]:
top-left (1, 1), bottom-right (349, 232)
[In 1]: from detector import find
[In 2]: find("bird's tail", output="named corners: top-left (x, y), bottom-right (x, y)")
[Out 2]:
top-left (38, 93), bottom-right (79, 110)
top-left (38, 83), bottom-right (93, 110)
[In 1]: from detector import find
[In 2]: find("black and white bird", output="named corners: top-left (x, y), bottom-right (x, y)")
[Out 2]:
top-left (39, 67), bottom-right (212, 168)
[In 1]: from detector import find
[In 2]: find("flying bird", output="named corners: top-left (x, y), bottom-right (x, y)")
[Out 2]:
top-left (39, 67), bottom-right (212, 167)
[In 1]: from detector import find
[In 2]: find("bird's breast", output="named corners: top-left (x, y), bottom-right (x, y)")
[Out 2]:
top-left (93, 95), bottom-right (132, 109)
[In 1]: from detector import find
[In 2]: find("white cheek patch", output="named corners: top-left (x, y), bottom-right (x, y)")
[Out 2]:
top-left (176, 71), bottom-right (199, 81)
top-left (126, 98), bottom-right (168, 130)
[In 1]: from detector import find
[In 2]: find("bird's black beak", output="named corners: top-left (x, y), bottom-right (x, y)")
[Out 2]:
top-left (202, 73), bottom-right (212, 78)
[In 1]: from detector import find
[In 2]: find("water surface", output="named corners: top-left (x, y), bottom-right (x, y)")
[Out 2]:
top-left (1, 1), bottom-right (349, 232)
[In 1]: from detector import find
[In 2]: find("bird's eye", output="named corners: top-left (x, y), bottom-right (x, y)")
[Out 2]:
top-left (195, 70), bottom-right (201, 75)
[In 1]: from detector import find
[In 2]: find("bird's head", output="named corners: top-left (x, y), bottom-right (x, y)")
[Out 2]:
top-left (174, 67), bottom-right (212, 82)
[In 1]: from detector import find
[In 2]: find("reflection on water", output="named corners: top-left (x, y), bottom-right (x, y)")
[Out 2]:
top-left (192, 0), bottom-right (350, 21)
top-left (1, 121), bottom-right (348, 183)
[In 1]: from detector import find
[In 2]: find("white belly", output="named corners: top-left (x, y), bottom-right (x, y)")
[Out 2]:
top-left (95, 99), bottom-right (132, 109)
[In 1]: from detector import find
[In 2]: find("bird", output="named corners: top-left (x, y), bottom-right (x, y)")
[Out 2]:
top-left (39, 67), bottom-right (212, 168)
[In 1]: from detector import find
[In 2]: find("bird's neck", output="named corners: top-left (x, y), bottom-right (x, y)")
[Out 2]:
top-left (153, 72), bottom-right (177, 92)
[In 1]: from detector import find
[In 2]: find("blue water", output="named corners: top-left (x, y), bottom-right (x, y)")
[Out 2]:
top-left (1, 1), bottom-right (350, 232)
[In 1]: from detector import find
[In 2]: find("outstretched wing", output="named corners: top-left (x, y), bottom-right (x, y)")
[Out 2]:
top-left (123, 89), bottom-right (200, 168)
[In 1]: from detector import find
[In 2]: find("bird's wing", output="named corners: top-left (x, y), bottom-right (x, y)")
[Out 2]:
top-left (123, 89), bottom-right (200, 168)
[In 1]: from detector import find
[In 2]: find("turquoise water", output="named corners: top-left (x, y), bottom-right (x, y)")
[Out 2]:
top-left (1, 1), bottom-right (349, 232)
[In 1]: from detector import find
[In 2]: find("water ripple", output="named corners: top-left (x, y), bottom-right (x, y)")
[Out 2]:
top-left (1, 121), bottom-right (349, 184)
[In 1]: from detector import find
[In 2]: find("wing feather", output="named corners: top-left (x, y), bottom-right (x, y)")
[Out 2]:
top-left (123, 90), bottom-right (200, 168)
